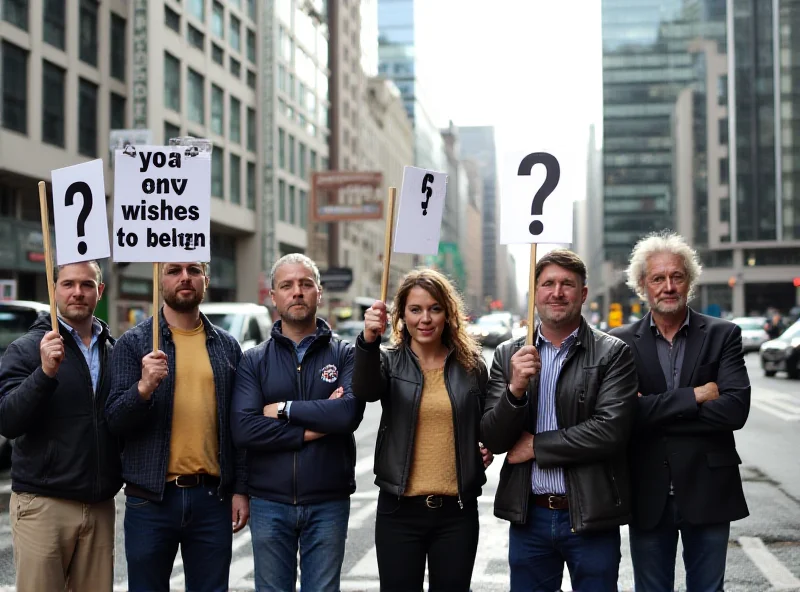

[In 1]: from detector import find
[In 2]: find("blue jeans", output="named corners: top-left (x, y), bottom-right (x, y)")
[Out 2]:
top-left (508, 503), bottom-right (620, 592)
top-left (123, 482), bottom-right (233, 592)
top-left (250, 497), bottom-right (350, 592)
top-left (630, 496), bottom-right (730, 592)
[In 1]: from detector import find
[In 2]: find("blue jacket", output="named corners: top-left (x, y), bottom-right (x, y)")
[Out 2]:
top-left (231, 319), bottom-right (365, 504)
top-left (105, 311), bottom-right (246, 500)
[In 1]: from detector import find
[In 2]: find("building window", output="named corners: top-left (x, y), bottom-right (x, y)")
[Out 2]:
top-left (2, 42), bottom-right (28, 134)
top-left (164, 53), bottom-right (181, 111)
top-left (246, 162), bottom-right (256, 209)
top-left (43, 0), bottom-right (66, 49)
top-left (247, 108), bottom-right (256, 152)
top-left (42, 61), bottom-right (65, 146)
top-left (247, 70), bottom-right (256, 89)
top-left (230, 15), bottom-right (241, 52)
top-left (79, 0), bottom-right (99, 67)
top-left (230, 97), bottom-right (241, 143)
top-left (247, 0), bottom-right (256, 21)
top-left (211, 84), bottom-right (224, 135)
top-left (718, 118), bottom-right (729, 146)
top-left (78, 79), bottom-right (98, 156)
top-left (309, 149), bottom-right (317, 172)
top-left (212, 44), bottom-right (224, 65)
top-left (278, 129), bottom-right (285, 169)
top-left (111, 14), bottom-right (126, 81)
top-left (189, 0), bottom-right (204, 21)
top-left (230, 154), bottom-right (241, 204)
top-left (230, 56), bottom-right (241, 78)
top-left (164, 121), bottom-right (181, 143)
top-left (288, 135), bottom-right (295, 174)
top-left (289, 185), bottom-right (296, 225)
top-left (212, 2), bottom-right (224, 37)
top-left (719, 157), bottom-right (729, 185)
top-left (279, 180), bottom-right (286, 221)
top-left (212, 148), bottom-right (223, 197)
top-left (2, 0), bottom-right (27, 30)
top-left (165, 6), bottom-right (181, 32)
top-left (187, 68), bottom-right (204, 124)
top-left (298, 143), bottom-right (306, 179)
top-left (247, 29), bottom-right (256, 63)
top-left (187, 25), bottom-right (205, 51)
top-left (110, 92), bottom-right (126, 130)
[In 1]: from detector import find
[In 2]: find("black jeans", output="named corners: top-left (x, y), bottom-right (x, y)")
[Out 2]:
top-left (375, 491), bottom-right (479, 592)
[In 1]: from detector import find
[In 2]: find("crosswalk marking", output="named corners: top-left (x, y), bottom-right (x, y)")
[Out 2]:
top-left (739, 536), bottom-right (800, 589)
top-left (750, 392), bottom-right (800, 422)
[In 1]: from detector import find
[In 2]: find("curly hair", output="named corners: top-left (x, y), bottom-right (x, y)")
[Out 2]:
top-left (389, 268), bottom-right (481, 371)
top-left (625, 231), bottom-right (703, 300)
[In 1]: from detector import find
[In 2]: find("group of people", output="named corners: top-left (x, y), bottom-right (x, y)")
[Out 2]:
top-left (0, 229), bottom-right (750, 592)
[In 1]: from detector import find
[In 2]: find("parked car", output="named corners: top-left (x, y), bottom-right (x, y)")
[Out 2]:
top-left (731, 316), bottom-right (770, 353)
top-left (0, 300), bottom-right (52, 467)
top-left (199, 302), bottom-right (272, 351)
top-left (759, 320), bottom-right (800, 378)
top-left (468, 315), bottom-right (513, 348)
top-left (334, 319), bottom-right (390, 344)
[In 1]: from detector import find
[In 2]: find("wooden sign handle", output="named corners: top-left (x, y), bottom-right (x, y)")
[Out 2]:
top-left (380, 187), bottom-right (397, 303)
top-left (152, 262), bottom-right (160, 352)
top-left (38, 182), bottom-right (58, 332)
top-left (526, 244), bottom-right (537, 346)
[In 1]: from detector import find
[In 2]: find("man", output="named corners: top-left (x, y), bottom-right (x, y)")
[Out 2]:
top-left (105, 262), bottom-right (249, 592)
top-left (481, 249), bottom-right (638, 591)
top-left (610, 232), bottom-right (750, 591)
top-left (0, 261), bottom-right (121, 591)
top-left (232, 253), bottom-right (365, 592)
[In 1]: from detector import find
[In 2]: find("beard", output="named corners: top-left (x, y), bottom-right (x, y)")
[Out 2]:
top-left (538, 301), bottom-right (580, 326)
top-left (59, 301), bottom-right (93, 323)
top-left (651, 294), bottom-right (686, 315)
top-left (164, 286), bottom-right (205, 312)
top-left (280, 301), bottom-right (316, 324)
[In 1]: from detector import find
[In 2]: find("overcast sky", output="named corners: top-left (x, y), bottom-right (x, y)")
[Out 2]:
top-left (416, 1), bottom-right (604, 301)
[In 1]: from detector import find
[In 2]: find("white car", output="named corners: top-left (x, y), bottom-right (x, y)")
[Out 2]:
top-left (731, 317), bottom-right (770, 354)
top-left (199, 302), bottom-right (273, 351)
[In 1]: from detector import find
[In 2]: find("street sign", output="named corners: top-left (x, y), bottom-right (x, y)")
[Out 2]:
top-left (320, 267), bottom-right (354, 292)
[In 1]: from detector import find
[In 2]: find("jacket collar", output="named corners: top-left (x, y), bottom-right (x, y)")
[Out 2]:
top-left (157, 308), bottom-right (219, 343)
top-left (271, 317), bottom-right (332, 348)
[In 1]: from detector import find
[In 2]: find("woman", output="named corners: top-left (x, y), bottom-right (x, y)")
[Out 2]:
top-left (352, 268), bottom-right (492, 592)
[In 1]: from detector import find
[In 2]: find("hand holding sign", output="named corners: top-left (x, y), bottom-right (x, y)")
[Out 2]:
top-left (394, 166), bottom-right (447, 255)
top-left (51, 159), bottom-right (110, 265)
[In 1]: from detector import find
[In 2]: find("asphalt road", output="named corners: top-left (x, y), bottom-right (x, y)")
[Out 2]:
top-left (0, 351), bottom-right (798, 591)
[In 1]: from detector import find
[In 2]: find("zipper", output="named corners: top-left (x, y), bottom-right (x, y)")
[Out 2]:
top-left (293, 356), bottom-right (301, 505)
top-left (399, 353), bottom-right (425, 495)
top-left (608, 466), bottom-right (621, 507)
top-left (441, 353), bottom-right (464, 509)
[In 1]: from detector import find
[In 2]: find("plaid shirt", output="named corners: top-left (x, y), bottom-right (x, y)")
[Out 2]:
top-left (105, 311), bottom-right (246, 500)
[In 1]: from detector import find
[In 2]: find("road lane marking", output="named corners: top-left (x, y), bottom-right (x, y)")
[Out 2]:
top-left (738, 536), bottom-right (800, 589)
top-left (348, 500), bottom-right (377, 529)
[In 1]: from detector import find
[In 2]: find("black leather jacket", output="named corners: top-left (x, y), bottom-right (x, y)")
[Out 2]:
top-left (481, 320), bottom-right (638, 532)
top-left (352, 334), bottom-right (489, 503)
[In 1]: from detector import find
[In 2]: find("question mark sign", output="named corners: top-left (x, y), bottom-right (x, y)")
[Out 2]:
top-left (421, 173), bottom-right (434, 216)
top-left (517, 152), bottom-right (560, 235)
top-left (64, 182), bottom-right (93, 255)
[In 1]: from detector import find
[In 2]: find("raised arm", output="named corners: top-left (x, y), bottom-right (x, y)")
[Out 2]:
top-left (105, 333), bottom-right (161, 437)
top-left (480, 341), bottom-right (530, 454)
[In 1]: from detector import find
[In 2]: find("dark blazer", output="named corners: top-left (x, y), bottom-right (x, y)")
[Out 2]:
top-left (610, 309), bottom-right (750, 530)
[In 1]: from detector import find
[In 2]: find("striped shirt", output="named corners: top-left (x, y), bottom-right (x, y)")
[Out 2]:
top-left (59, 317), bottom-right (102, 393)
top-left (531, 327), bottom-right (579, 495)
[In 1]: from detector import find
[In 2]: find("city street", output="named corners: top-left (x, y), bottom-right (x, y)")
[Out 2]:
top-left (0, 352), bottom-right (799, 591)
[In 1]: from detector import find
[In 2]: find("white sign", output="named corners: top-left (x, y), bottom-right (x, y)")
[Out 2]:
top-left (500, 151), bottom-right (573, 244)
top-left (109, 129), bottom-right (153, 154)
top-left (113, 144), bottom-right (211, 262)
top-left (51, 159), bottom-right (110, 265)
top-left (393, 166), bottom-right (447, 255)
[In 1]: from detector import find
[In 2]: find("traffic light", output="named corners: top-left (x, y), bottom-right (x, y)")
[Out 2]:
top-left (794, 277), bottom-right (800, 288)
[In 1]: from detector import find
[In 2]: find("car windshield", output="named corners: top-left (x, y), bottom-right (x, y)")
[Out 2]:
top-left (780, 321), bottom-right (800, 340)
top-left (733, 318), bottom-right (765, 331)
top-left (0, 308), bottom-right (42, 351)
top-left (477, 317), bottom-right (506, 327)
top-left (204, 313), bottom-right (244, 337)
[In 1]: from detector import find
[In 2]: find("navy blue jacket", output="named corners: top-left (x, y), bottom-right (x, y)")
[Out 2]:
top-left (0, 316), bottom-right (122, 503)
top-left (231, 319), bottom-right (365, 504)
top-left (105, 311), bottom-right (246, 500)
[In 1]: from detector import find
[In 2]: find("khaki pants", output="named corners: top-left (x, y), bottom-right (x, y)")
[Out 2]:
top-left (9, 492), bottom-right (116, 592)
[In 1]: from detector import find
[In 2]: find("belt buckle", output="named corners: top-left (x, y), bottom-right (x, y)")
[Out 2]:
top-left (547, 495), bottom-right (561, 510)
top-left (175, 475), bottom-right (200, 488)
top-left (425, 495), bottom-right (443, 509)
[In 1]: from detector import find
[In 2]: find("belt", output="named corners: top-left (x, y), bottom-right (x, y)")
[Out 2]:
top-left (405, 494), bottom-right (459, 509)
top-left (170, 474), bottom-right (221, 488)
top-left (531, 494), bottom-right (569, 510)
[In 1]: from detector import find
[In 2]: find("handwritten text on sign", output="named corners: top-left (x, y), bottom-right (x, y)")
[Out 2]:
top-left (51, 159), bottom-right (110, 265)
top-left (113, 145), bottom-right (211, 262)
top-left (393, 166), bottom-right (447, 255)
top-left (499, 151), bottom-right (573, 245)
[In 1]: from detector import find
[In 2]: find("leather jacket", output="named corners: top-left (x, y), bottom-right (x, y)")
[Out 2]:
top-left (352, 334), bottom-right (489, 504)
top-left (481, 320), bottom-right (638, 532)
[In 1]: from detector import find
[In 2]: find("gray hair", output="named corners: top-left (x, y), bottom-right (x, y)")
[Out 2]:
top-left (270, 253), bottom-right (321, 288)
top-left (625, 231), bottom-right (703, 300)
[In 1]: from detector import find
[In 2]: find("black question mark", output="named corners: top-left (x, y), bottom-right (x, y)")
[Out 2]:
top-left (64, 182), bottom-right (93, 255)
top-left (517, 152), bottom-right (560, 235)
top-left (421, 173), bottom-right (434, 216)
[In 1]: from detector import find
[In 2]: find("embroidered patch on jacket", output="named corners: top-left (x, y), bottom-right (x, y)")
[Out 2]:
top-left (320, 364), bottom-right (338, 383)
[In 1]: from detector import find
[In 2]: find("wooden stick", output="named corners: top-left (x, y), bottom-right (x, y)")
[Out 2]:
top-left (152, 262), bottom-right (160, 352)
top-left (38, 182), bottom-right (58, 332)
top-left (380, 187), bottom-right (397, 303)
top-left (526, 243), bottom-right (538, 346)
